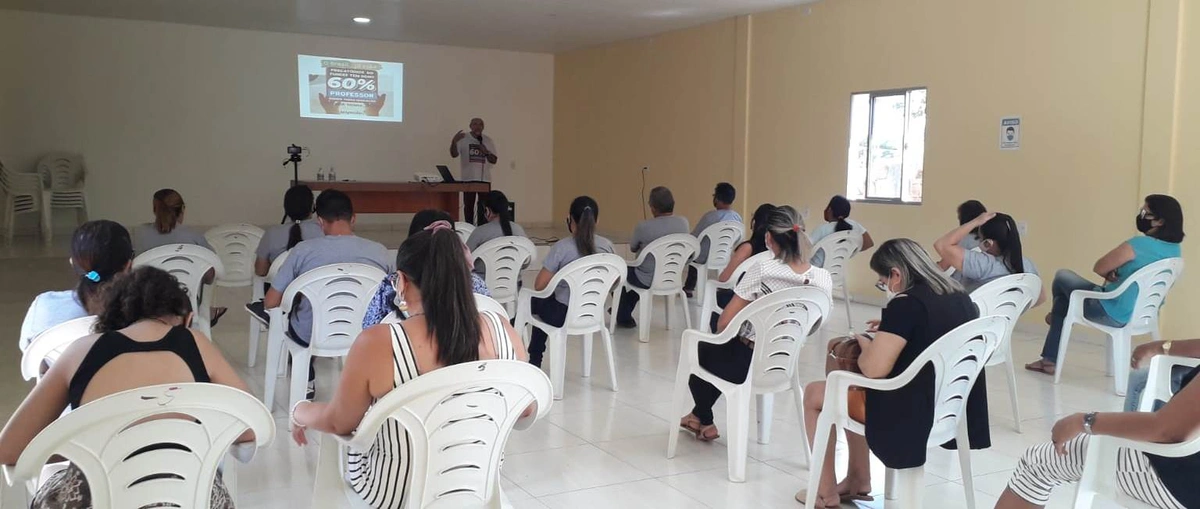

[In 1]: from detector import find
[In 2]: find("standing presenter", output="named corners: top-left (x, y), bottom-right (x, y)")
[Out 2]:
top-left (450, 117), bottom-right (498, 225)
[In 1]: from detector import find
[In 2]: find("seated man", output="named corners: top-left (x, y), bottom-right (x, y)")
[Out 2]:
top-left (685, 182), bottom-right (743, 295)
top-left (264, 189), bottom-right (392, 399)
top-left (1126, 338), bottom-right (1200, 411)
top-left (615, 186), bottom-right (690, 328)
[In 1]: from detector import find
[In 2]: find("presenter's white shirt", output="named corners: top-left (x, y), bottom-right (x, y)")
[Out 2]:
top-left (456, 133), bottom-right (497, 182)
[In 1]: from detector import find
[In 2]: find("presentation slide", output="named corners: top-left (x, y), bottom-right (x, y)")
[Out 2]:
top-left (297, 54), bottom-right (403, 122)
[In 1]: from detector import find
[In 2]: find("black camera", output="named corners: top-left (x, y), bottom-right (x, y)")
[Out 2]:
top-left (287, 144), bottom-right (303, 156)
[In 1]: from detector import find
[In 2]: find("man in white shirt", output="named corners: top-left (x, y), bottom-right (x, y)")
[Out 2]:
top-left (449, 117), bottom-right (498, 225)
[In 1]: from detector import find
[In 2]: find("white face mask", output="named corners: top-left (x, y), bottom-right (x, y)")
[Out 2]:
top-left (877, 276), bottom-right (899, 302)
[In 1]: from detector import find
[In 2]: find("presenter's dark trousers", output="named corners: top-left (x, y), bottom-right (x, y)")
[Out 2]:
top-left (463, 193), bottom-right (486, 225)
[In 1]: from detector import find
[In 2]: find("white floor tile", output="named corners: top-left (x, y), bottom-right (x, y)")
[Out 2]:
top-left (502, 444), bottom-right (651, 497)
top-left (539, 478), bottom-right (703, 509)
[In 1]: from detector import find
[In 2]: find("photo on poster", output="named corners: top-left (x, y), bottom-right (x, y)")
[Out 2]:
top-left (297, 54), bottom-right (404, 122)
top-left (1000, 116), bottom-right (1021, 150)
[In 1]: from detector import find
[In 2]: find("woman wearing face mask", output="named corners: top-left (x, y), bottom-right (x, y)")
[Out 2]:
top-left (934, 211), bottom-right (1047, 303)
top-left (797, 239), bottom-right (987, 507)
top-left (1024, 195), bottom-right (1185, 375)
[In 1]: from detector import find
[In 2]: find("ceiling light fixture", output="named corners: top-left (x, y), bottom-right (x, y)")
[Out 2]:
top-left (353, 17), bottom-right (371, 24)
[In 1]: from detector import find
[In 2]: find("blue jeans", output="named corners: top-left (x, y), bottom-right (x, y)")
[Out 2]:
top-left (1041, 269), bottom-right (1124, 362)
top-left (1123, 365), bottom-right (1191, 411)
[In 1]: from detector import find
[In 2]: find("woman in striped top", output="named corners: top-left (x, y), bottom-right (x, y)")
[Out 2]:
top-left (289, 223), bottom-right (528, 509)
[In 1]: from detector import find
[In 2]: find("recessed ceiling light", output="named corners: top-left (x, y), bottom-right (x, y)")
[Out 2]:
top-left (353, 17), bottom-right (371, 24)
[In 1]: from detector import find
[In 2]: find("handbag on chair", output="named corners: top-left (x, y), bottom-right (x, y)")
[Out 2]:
top-left (827, 335), bottom-right (868, 423)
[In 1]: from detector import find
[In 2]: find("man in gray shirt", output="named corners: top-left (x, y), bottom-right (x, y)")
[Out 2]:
top-left (615, 186), bottom-right (690, 328)
top-left (686, 182), bottom-right (742, 293)
top-left (264, 189), bottom-right (392, 398)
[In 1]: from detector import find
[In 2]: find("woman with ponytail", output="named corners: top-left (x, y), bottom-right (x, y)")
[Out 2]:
top-left (526, 196), bottom-right (616, 367)
top-left (132, 188), bottom-right (213, 254)
top-left (254, 185), bottom-right (322, 277)
top-left (934, 211), bottom-right (1046, 300)
top-left (19, 220), bottom-right (135, 350)
top-left (679, 206), bottom-right (833, 442)
top-left (810, 195), bottom-right (875, 267)
top-left (466, 190), bottom-right (527, 252)
top-left (288, 224), bottom-right (528, 508)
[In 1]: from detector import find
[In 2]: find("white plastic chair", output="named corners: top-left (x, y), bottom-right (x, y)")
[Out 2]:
top-left (475, 293), bottom-right (511, 321)
top-left (969, 273), bottom-right (1043, 432)
top-left (610, 234), bottom-right (700, 342)
top-left (311, 360), bottom-right (552, 509)
top-left (263, 263), bottom-right (386, 412)
top-left (689, 221), bottom-right (743, 307)
top-left (454, 222), bottom-right (475, 243)
top-left (809, 230), bottom-right (862, 333)
top-left (36, 152), bottom-right (89, 230)
top-left (133, 244), bottom-right (225, 339)
top-left (21, 316), bottom-right (98, 381)
top-left (1054, 258), bottom-right (1184, 395)
top-left (1074, 354), bottom-right (1200, 508)
top-left (1137, 354), bottom-right (1200, 412)
top-left (804, 315), bottom-right (1008, 509)
top-left (246, 250), bottom-right (291, 368)
top-left (697, 251), bottom-right (774, 334)
top-left (472, 236), bottom-right (536, 315)
top-left (667, 287), bottom-right (830, 482)
top-left (514, 253), bottom-right (625, 400)
top-left (0, 162), bottom-right (46, 243)
top-left (1, 383), bottom-right (275, 509)
top-left (205, 223), bottom-right (265, 289)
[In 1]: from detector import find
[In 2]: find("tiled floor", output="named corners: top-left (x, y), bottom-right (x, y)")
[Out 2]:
top-left (0, 234), bottom-right (1134, 508)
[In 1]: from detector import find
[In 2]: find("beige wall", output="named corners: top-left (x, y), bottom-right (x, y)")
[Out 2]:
top-left (553, 0), bottom-right (1200, 335)
top-left (553, 19), bottom-right (741, 230)
top-left (0, 10), bottom-right (554, 229)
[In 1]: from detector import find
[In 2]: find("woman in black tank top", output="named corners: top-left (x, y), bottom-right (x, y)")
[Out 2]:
top-left (0, 267), bottom-right (253, 509)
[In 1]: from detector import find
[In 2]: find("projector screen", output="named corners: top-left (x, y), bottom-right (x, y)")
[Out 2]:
top-left (298, 54), bottom-right (403, 122)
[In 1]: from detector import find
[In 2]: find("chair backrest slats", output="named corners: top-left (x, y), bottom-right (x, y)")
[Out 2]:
top-left (640, 234), bottom-right (700, 293)
top-left (721, 287), bottom-right (831, 392)
top-left (697, 221), bottom-right (744, 270)
top-left (472, 236), bottom-right (536, 306)
top-left (205, 224), bottom-right (266, 288)
top-left (552, 254), bottom-right (625, 334)
top-left (279, 263), bottom-right (386, 355)
top-left (969, 273), bottom-right (1042, 365)
top-left (810, 231), bottom-right (862, 286)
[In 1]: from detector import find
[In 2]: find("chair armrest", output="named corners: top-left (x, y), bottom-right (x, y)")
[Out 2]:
top-left (1139, 355), bottom-right (1200, 411)
top-left (518, 285), bottom-right (555, 302)
top-left (1149, 354), bottom-right (1200, 372)
top-left (229, 442), bottom-right (257, 464)
top-left (825, 369), bottom-right (915, 395)
top-left (1089, 434), bottom-right (1200, 459)
top-left (1067, 288), bottom-right (1118, 311)
top-left (681, 328), bottom-right (736, 348)
top-left (2, 465), bottom-right (17, 488)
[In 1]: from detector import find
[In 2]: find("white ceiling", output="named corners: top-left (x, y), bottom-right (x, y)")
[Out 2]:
top-left (0, 0), bottom-right (816, 53)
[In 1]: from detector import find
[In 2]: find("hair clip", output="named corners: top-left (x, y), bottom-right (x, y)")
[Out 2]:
top-left (792, 224), bottom-right (801, 232)
top-left (423, 220), bottom-right (454, 233)
top-left (85, 271), bottom-right (101, 282)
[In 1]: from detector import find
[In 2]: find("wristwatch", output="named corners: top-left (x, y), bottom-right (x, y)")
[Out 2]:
top-left (1082, 412), bottom-right (1097, 435)
top-left (1163, 340), bottom-right (1174, 356)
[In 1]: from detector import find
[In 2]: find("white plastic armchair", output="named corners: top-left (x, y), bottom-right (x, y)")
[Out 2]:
top-left (0, 162), bottom-right (47, 243)
top-left (262, 263), bottom-right (386, 412)
top-left (610, 234), bottom-right (700, 342)
top-left (667, 286), bottom-right (830, 482)
top-left (698, 251), bottom-right (773, 334)
top-left (311, 360), bottom-right (552, 509)
top-left (245, 250), bottom-right (291, 368)
top-left (133, 243), bottom-right (226, 339)
top-left (1, 383), bottom-right (275, 509)
top-left (514, 253), bottom-right (625, 400)
top-left (475, 293), bottom-right (512, 321)
top-left (36, 152), bottom-right (88, 229)
top-left (1137, 354), bottom-right (1200, 412)
top-left (690, 221), bottom-right (743, 304)
top-left (21, 315), bottom-right (98, 381)
top-left (1073, 431), bottom-right (1200, 508)
top-left (804, 315), bottom-right (1008, 509)
top-left (472, 236), bottom-right (536, 315)
top-left (454, 221), bottom-right (475, 243)
top-left (969, 273), bottom-right (1043, 432)
top-left (1054, 258), bottom-right (1184, 395)
top-left (809, 230), bottom-right (862, 333)
top-left (205, 223), bottom-right (265, 288)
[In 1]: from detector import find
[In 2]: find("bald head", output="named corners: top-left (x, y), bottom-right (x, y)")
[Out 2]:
top-left (470, 118), bottom-right (485, 136)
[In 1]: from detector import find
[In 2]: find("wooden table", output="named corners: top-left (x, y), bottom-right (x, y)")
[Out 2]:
top-left (300, 180), bottom-right (490, 221)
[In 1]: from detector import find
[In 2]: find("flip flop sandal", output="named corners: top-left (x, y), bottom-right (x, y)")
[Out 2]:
top-left (794, 490), bottom-right (840, 508)
top-left (210, 307), bottom-right (229, 327)
top-left (840, 491), bottom-right (874, 502)
top-left (1024, 360), bottom-right (1056, 375)
top-left (695, 424), bottom-right (720, 442)
top-left (679, 417), bottom-right (703, 435)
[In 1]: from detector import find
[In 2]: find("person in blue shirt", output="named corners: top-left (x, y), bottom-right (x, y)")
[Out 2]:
top-left (1026, 194), bottom-right (1185, 375)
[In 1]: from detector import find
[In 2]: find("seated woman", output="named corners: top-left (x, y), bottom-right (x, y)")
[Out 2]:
top-left (362, 210), bottom-right (489, 328)
top-left (528, 196), bottom-right (615, 367)
top-left (466, 190), bottom-right (527, 252)
top-left (809, 195), bottom-right (875, 268)
top-left (993, 369), bottom-right (1200, 509)
top-left (934, 211), bottom-right (1046, 302)
top-left (0, 266), bottom-right (253, 509)
top-left (19, 220), bottom-right (134, 350)
top-left (289, 225), bottom-right (528, 509)
top-left (797, 239), bottom-right (987, 507)
top-left (1025, 194), bottom-right (1185, 375)
top-left (132, 188), bottom-right (226, 325)
top-left (254, 184), bottom-right (322, 277)
top-left (709, 203), bottom-right (775, 332)
top-left (679, 206), bottom-right (832, 441)
top-left (955, 200), bottom-right (988, 251)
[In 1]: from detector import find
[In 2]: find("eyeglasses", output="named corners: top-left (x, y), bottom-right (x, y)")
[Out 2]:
top-left (875, 281), bottom-right (888, 292)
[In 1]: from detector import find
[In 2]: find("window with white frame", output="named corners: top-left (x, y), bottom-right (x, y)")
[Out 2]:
top-left (845, 88), bottom-right (927, 203)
